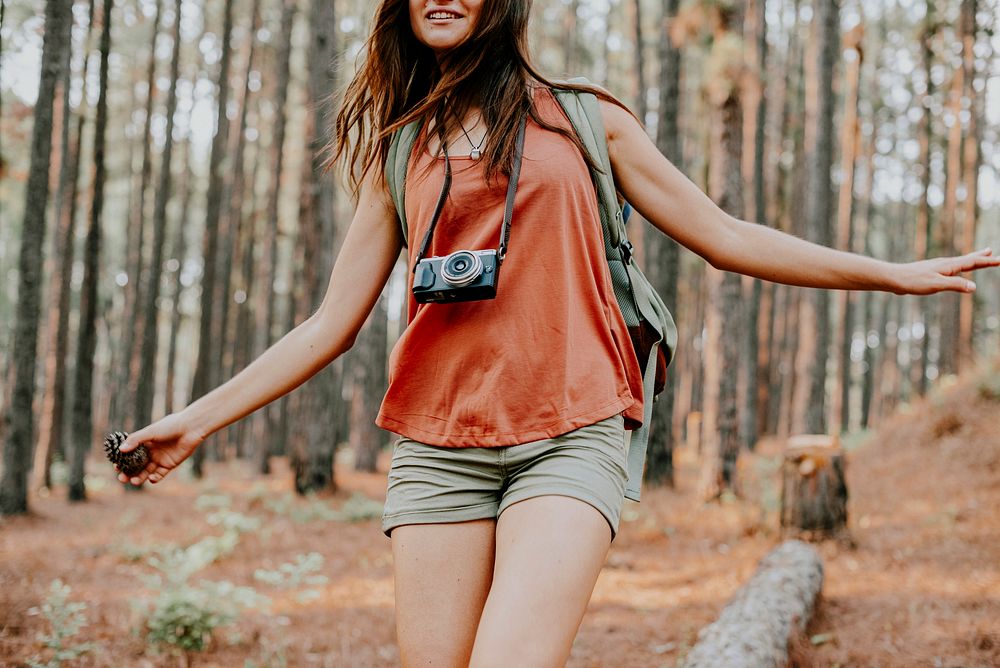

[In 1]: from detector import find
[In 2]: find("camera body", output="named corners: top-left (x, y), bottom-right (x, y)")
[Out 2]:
top-left (412, 249), bottom-right (501, 304)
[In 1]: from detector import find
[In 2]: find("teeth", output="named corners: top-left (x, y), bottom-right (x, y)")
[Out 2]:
top-left (429, 12), bottom-right (459, 19)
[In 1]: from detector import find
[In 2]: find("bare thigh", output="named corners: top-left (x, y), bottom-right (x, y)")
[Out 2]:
top-left (391, 518), bottom-right (497, 668)
top-left (468, 495), bottom-right (613, 667)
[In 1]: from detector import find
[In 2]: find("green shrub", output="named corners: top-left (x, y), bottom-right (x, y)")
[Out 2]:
top-left (334, 492), bottom-right (384, 523)
top-left (143, 580), bottom-right (266, 653)
top-left (138, 531), bottom-right (268, 653)
top-left (254, 552), bottom-right (329, 603)
top-left (27, 580), bottom-right (94, 668)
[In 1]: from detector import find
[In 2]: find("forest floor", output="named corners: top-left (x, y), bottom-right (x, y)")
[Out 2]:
top-left (2, 367), bottom-right (1000, 667)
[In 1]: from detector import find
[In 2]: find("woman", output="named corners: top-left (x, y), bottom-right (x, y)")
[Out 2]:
top-left (118, 1), bottom-right (999, 665)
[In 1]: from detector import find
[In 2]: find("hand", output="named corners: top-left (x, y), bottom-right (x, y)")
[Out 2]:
top-left (116, 412), bottom-right (206, 486)
top-left (893, 247), bottom-right (1000, 295)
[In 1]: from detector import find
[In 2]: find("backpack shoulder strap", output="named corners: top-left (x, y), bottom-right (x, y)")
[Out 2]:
top-left (551, 78), bottom-right (678, 503)
top-left (550, 78), bottom-right (627, 250)
top-left (385, 120), bottom-right (424, 247)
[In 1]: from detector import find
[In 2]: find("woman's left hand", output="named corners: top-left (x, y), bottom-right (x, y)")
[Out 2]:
top-left (892, 247), bottom-right (1000, 295)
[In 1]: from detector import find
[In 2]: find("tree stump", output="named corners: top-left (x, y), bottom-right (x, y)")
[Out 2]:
top-left (681, 540), bottom-right (824, 667)
top-left (780, 434), bottom-right (848, 539)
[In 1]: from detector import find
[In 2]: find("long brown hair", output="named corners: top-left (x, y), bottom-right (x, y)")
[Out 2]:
top-left (326, 0), bottom-right (635, 194)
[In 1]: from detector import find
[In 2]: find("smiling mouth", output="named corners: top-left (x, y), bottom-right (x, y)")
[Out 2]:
top-left (427, 11), bottom-right (463, 21)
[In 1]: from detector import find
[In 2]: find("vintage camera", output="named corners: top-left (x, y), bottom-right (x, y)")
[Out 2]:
top-left (412, 249), bottom-right (501, 304)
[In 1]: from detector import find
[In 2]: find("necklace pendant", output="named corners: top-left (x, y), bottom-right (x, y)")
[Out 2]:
top-left (470, 148), bottom-right (481, 160)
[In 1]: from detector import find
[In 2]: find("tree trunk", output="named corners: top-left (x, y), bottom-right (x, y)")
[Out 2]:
top-left (112, 0), bottom-right (162, 430)
top-left (828, 25), bottom-right (863, 435)
top-left (0, 0), bottom-right (72, 515)
top-left (34, 9), bottom-right (79, 491)
top-left (910, 2), bottom-right (936, 397)
top-left (68, 0), bottom-right (113, 502)
top-left (215, 0), bottom-right (260, 457)
top-left (739, 0), bottom-right (767, 452)
top-left (937, 28), bottom-right (964, 378)
top-left (631, 0), bottom-right (647, 123)
top-left (792, 0), bottom-right (839, 435)
top-left (135, 0), bottom-right (183, 433)
top-left (293, 0), bottom-right (341, 495)
top-left (351, 294), bottom-right (390, 472)
top-left (956, 0), bottom-right (979, 372)
top-left (780, 434), bottom-right (848, 538)
top-left (642, 0), bottom-right (682, 487)
top-left (681, 540), bottom-right (824, 667)
top-left (253, 0), bottom-right (296, 475)
top-left (698, 3), bottom-right (744, 501)
top-left (164, 139), bottom-right (192, 415)
top-left (189, 0), bottom-right (236, 477)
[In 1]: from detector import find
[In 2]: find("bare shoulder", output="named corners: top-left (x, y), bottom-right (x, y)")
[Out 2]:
top-left (594, 94), bottom-right (640, 145)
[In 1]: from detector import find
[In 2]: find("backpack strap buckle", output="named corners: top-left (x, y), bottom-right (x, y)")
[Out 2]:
top-left (620, 239), bottom-right (634, 264)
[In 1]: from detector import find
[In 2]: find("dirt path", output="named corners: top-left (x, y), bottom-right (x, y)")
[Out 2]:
top-left (2, 374), bottom-right (998, 666)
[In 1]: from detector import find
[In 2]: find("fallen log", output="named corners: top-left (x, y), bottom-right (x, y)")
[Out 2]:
top-left (681, 540), bottom-right (824, 668)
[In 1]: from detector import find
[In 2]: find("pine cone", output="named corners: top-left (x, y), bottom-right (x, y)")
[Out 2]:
top-left (103, 431), bottom-right (150, 477)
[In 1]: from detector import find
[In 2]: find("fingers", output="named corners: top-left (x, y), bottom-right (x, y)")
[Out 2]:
top-left (121, 428), bottom-right (149, 453)
top-left (940, 275), bottom-right (977, 293)
top-left (117, 461), bottom-right (171, 486)
top-left (957, 247), bottom-right (999, 272)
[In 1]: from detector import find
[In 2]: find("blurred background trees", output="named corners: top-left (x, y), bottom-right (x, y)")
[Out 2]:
top-left (1, 0), bottom-right (998, 514)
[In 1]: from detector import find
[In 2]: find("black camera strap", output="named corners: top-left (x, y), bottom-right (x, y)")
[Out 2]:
top-left (413, 113), bottom-right (528, 272)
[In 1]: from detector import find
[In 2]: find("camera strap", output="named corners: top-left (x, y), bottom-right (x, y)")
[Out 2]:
top-left (413, 113), bottom-right (528, 272)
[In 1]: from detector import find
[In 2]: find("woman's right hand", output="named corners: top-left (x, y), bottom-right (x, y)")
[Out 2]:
top-left (116, 412), bottom-right (206, 486)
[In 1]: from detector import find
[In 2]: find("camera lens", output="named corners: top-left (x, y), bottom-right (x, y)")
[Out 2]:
top-left (441, 251), bottom-right (483, 287)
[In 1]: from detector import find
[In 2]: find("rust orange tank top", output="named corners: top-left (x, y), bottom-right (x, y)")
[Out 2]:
top-left (375, 86), bottom-right (643, 446)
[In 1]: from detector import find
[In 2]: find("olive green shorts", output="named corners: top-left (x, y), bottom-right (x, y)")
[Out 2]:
top-left (381, 413), bottom-right (629, 541)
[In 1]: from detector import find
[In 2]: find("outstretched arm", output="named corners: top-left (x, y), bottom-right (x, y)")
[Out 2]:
top-left (118, 168), bottom-right (403, 485)
top-left (599, 99), bottom-right (999, 294)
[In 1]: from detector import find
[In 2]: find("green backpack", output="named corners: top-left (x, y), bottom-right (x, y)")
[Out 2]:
top-left (385, 78), bottom-right (678, 502)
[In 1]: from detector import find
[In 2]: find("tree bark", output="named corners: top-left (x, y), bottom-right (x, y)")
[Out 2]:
top-left (0, 0), bottom-right (73, 515)
top-left (135, 0), bottom-right (183, 434)
top-left (215, 0), bottom-right (260, 457)
top-left (34, 6), bottom-right (79, 490)
top-left (780, 435), bottom-right (848, 537)
top-left (112, 0), bottom-right (162, 430)
top-left (792, 0), bottom-right (839, 435)
top-left (164, 139), bottom-right (192, 415)
top-left (68, 0), bottom-right (113, 502)
top-left (351, 294), bottom-right (390, 472)
top-left (189, 0), bottom-right (236, 477)
top-left (254, 0), bottom-right (296, 475)
top-left (292, 0), bottom-right (341, 495)
top-left (698, 3), bottom-right (744, 500)
top-left (681, 540), bottom-right (824, 667)
top-left (910, 2), bottom-right (936, 396)
top-left (957, 0), bottom-right (980, 372)
top-left (828, 25), bottom-right (863, 435)
top-left (739, 0), bottom-right (767, 452)
top-left (642, 0), bottom-right (682, 488)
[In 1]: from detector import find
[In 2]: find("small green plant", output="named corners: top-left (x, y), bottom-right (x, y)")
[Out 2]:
top-left (254, 552), bottom-right (329, 603)
top-left (264, 493), bottom-right (339, 523)
top-left (334, 492), bottom-right (385, 523)
top-left (138, 534), bottom-right (269, 653)
top-left (143, 579), bottom-right (266, 652)
top-left (195, 492), bottom-right (233, 512)
top-left (27, 580), bottom-right (95, 668)
top-left (206, 509), bottom-right (263, 535)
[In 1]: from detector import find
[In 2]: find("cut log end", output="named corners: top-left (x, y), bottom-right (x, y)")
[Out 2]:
top-left (780, 434), bottom-right (849, 541)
